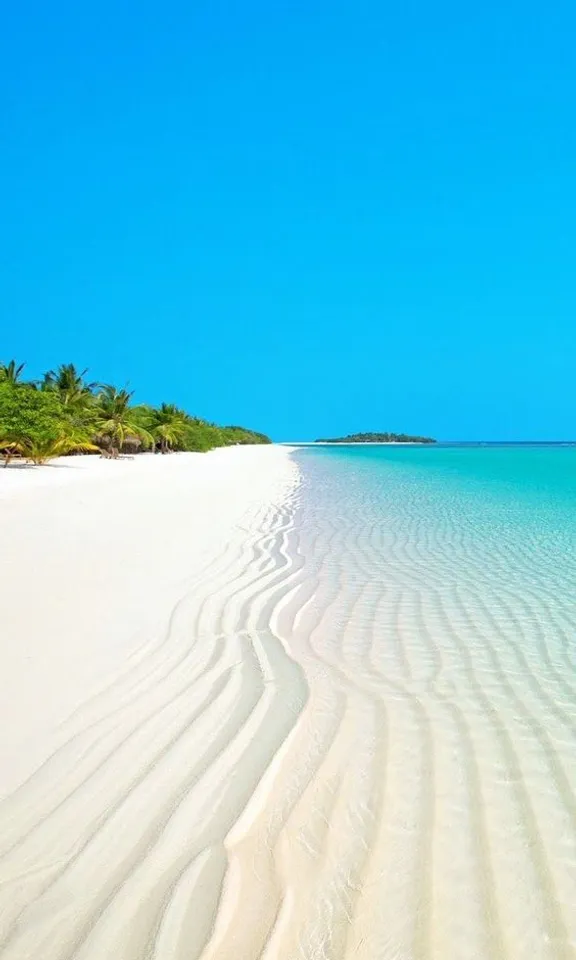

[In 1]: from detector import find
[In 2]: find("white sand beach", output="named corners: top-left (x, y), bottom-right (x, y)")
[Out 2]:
top-left (4, 445), bottom-right (576, 960)
top-left (0, 446), bottom-right (309, 959)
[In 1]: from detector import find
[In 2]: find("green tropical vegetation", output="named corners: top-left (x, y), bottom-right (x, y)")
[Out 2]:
top-left (0, 360), bottom-right (26, 385)
top-left (316, 432), bottom-right (436, 444)
top-left (0, 360), bottom-right (270, 466)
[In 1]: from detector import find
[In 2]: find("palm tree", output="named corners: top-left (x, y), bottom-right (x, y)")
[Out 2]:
top-left (94, 386), bottom-right (152, 456)
top-left (147, 403), bottom-right (191, 453)
top-left (0, 360), bottom-right (26, 385)
top-left (0, 383), bottom-right (98, 466)
top-left (41, 363), bottom-right (99, 409)
top-left (14, 434), bottom-right (98, 465)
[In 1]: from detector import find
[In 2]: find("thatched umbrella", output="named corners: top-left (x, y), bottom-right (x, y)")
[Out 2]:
top-left (94, 434), bottom-right (119, 459)
top-left (121, 436), bottom-right (142, 455)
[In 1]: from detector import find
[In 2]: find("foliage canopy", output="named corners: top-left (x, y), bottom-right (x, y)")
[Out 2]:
top-left (0, 360), bottom-right (270, 465)
top-left (316, 432), bottom-right (436, 444)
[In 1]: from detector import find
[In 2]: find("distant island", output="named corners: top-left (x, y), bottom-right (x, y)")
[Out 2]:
top-left (315, 432), bottom-right (437, 444)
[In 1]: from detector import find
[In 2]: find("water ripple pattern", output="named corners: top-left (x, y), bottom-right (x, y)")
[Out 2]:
top-left (2, 443), bottom-right (576, 959)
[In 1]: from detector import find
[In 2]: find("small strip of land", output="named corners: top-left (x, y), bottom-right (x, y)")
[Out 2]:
top-left (315, 431), bottom-right (436, 443)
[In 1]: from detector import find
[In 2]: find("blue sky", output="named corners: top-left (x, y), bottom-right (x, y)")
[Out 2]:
top-left (2, 0), bottom-right (575, 440)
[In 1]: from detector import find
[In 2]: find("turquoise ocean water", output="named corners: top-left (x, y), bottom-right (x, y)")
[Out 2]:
top-left (286, 444), bottom-right (576, 959)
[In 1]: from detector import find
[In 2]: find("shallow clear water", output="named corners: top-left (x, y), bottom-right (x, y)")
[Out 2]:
top-left (287, 444), bottom-right (576, 959)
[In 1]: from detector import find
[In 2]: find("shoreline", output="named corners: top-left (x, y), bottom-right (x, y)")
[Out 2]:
top-left (281, 440), bottom-right (433, 445)
top-left (2, 443), bottom-right (575, 956)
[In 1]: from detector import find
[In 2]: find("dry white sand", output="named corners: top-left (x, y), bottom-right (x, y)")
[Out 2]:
top-left (0, 446), bottom-right (309, 959)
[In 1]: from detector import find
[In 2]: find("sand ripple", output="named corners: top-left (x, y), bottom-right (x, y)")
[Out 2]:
top-left (2, 450), bottom-right (576, 959)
